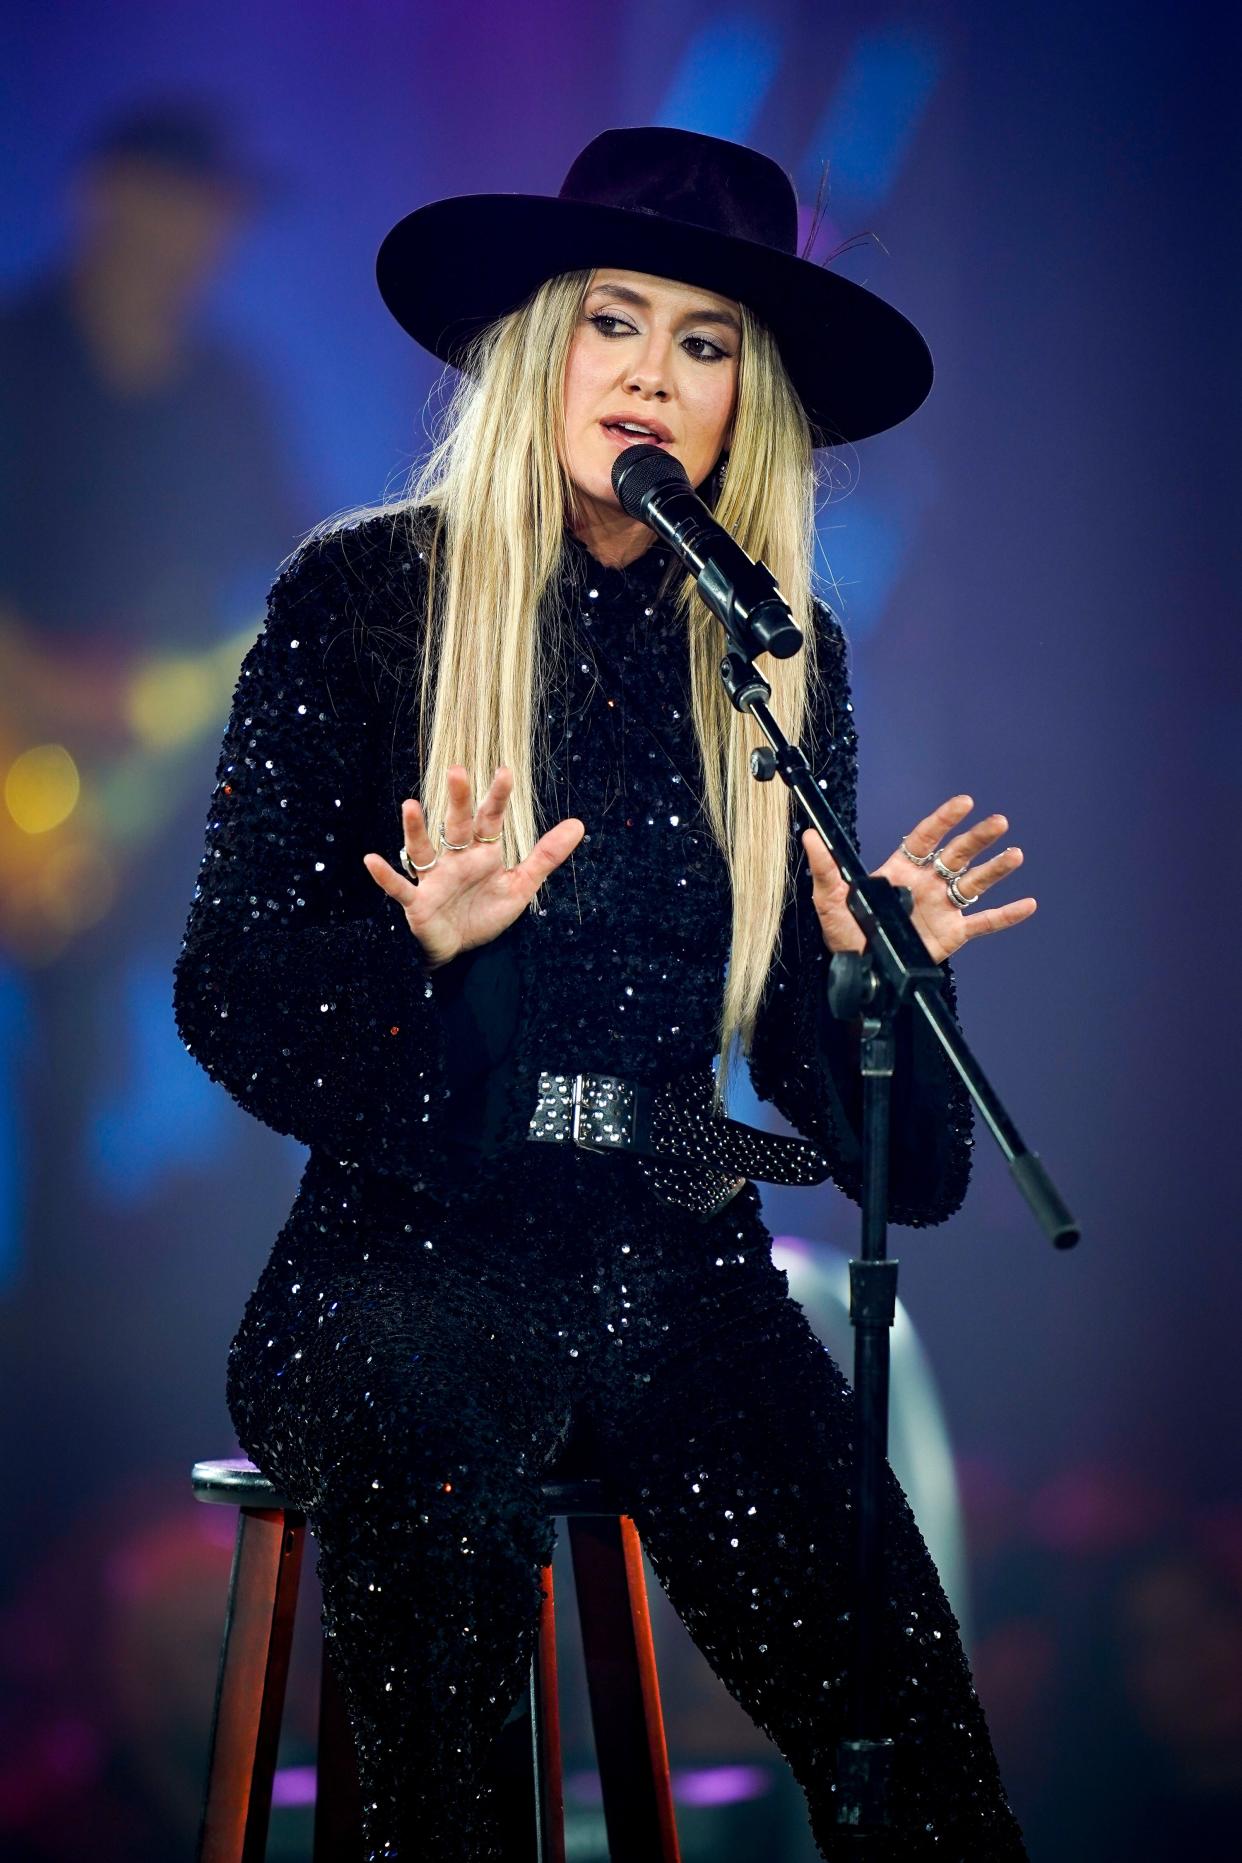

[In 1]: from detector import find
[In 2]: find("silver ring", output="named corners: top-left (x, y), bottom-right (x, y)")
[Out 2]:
top-left (900, 837), bottom-right (937, 867)
top-left (439, 824), bottom-right (475, 852)
top-left (947, 872), bottom-right (980, 909)
top-left (400, 848), bottom-right (438, 880)
top-left (933, 851), bottom-right (967, 882)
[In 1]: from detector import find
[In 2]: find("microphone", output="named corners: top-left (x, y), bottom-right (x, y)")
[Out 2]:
top-left (610, 444), bottom-right (803, 658)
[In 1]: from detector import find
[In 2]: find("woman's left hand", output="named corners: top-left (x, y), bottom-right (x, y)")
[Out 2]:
top-left (802, 794), bottom-right (1037, 965)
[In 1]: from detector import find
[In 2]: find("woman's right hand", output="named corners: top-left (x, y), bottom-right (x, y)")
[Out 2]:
top-left (362, 764), bottom-right (584, 971)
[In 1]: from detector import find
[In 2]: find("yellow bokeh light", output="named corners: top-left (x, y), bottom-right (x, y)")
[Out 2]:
top-left (4, 743), bottom-right (81, 834)
top-left (127, 656), bottom-right (222, 750)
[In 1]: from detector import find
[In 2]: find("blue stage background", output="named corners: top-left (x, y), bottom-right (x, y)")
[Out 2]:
top-left (1, 4), bottom-right (1237, 1856)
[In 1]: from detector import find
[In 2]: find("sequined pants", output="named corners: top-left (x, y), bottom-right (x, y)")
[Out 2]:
top-left (226, 1145), bottom-right (1027, 1862)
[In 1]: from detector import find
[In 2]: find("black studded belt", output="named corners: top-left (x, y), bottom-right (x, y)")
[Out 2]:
top-left (527, 1066), bottom-right (831, 1220)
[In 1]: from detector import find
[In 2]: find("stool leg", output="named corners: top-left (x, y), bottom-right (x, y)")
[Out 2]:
top-left (488, 1562), bottom-right (563, 1863)
top-left (568, 1516), bottom-right (681, 1863)
top-left (198, 1505), bottom-right (305, 1863)
top-left (531, 1561), bottom-right (565, 1863)
top-left (314, 1637), bottom-right (364, 1861)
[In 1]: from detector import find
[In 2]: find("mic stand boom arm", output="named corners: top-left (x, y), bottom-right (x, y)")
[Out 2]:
top-left (627, 453), bottom-right (1081, 1221)
top-left (714, 641), bottom-right (1078, 1248)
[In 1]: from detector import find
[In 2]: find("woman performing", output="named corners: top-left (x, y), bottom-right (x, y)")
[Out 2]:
top-left (174, 127), bottom-right (1035, 1860)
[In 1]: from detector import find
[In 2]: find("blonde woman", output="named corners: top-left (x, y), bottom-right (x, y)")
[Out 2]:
top-left (175, 128), bottom-right (1033, 1860)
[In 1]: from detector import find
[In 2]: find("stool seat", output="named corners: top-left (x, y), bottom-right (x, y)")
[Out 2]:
top-left (192, 1454), bottom-right (680, 1862)
top-left (192, 1458), bottom-right (289, 1510)
top-left (191, 1455), bottom-right (634, 1521)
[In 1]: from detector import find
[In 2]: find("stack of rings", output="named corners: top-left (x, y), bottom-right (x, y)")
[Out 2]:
top-left (398, 820), bottom-right (503, 883)
top-left (899, 837), bottom-right (981, 910)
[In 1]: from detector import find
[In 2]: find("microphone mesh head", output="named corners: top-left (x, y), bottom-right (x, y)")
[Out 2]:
top-left (611, 443), bottom-right (690, 519)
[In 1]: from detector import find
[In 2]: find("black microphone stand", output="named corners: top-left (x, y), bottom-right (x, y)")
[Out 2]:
top-left (737, 654), bottom-right (1078, 1848)
top-left (613, 445), bottom-right (1079, 1845)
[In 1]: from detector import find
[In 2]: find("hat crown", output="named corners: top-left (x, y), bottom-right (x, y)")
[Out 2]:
top-left (558, 126), bottom-right (799, 257)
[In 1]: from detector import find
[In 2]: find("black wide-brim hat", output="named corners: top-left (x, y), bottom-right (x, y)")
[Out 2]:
top-left (376, 126), bottom-right (933, 449)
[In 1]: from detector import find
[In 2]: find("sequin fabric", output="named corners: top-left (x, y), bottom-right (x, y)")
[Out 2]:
top-left (174, 513), bottom-right (1022, 1860)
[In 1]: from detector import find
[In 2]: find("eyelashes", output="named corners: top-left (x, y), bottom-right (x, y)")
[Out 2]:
top-left (586, 312), bottom-right (731, 363)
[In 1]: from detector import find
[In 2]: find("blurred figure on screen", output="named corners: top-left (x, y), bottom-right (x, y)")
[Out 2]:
top-left (0, 98), bottom-right (306, 959)
top-left (0, 96), bottom-right (309, 1689)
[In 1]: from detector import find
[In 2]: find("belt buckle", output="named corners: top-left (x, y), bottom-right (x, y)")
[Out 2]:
top-left (570, 1072), bottom-right (638, 1153)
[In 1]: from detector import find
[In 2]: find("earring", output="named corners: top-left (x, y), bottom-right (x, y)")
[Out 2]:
top-left (708, 450), bottom-right (730, 505)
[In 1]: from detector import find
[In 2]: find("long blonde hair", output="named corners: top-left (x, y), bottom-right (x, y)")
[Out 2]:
top-left (314, 268), bottom-right (821, 1100)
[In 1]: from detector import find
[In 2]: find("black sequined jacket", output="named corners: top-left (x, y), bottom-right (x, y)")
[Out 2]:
top-left (173, 512), bottom-right (972, 1233)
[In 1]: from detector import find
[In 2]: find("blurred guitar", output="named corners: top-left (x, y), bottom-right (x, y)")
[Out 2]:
top-left (0, 602), bottom-right (256, 963)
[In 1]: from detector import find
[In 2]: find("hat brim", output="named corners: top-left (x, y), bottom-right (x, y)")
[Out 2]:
top-left (376, 194), bottom-right (932, 448)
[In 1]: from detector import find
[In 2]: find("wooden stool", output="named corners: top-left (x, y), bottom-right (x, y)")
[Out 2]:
top-left (192, 1457), bottom-right (681, 1862)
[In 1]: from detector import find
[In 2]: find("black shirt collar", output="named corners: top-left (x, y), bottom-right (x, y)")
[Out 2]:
top-left (559, 527), bottom-right (674, 606)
